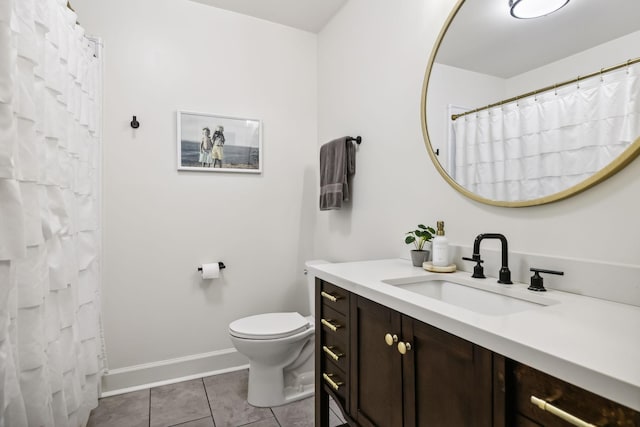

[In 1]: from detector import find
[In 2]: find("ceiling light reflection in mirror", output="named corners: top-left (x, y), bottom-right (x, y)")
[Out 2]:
top-left (509, 0), bottom-right (569, 19)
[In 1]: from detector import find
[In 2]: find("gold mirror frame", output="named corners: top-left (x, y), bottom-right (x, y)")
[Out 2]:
top-left (420, 0), bottom-right (640, 208)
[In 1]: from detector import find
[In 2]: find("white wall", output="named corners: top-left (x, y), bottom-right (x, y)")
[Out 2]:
top-left (506, 30), bottom-right (640, 96)
top-left (427, 63), bottom-right (505, 170)
top-left (316, 0), bottom-right (640, 266)
top-left (74, 0), bottom-right (318, 374)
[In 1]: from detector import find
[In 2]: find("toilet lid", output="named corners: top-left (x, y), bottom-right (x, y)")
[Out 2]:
top-left (229, 312), bottom-right (310, 340)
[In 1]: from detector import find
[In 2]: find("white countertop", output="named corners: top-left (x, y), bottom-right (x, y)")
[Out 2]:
top-left (308, 258), bottom-right (640, 411)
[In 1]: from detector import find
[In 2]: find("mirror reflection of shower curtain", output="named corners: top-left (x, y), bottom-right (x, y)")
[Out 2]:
top-left (448, 105), bottom-right (471, 179)
top-left (0, 1), bottom-right (104, 426)
top-left (452, 63), bottom-right (640, 201)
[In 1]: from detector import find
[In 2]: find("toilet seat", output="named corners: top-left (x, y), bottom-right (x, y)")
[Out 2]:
top-left (229, 312), bottom-right (310, 340)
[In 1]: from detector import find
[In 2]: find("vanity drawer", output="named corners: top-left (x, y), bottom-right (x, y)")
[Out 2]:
top-left (320, 281), bottom-right (349, 315)
top-left (508, 361), bottom-right (640, 426)
top-left (322, 359), bottom-right (347, 406)
top-left (321, 329), bottom-right (348, 372)
top-left (320, 305), bottom-right (348, 343)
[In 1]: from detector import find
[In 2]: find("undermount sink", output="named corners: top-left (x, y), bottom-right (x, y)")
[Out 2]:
top-left (382, 276), bottom-right (557, 316)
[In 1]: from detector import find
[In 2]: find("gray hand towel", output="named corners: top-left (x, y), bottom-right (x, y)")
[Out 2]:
top-left (319, 137), bottom-right (356, 210)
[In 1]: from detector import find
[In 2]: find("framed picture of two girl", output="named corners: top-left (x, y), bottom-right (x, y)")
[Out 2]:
top-left (177, 110), bottom-right (262, 173)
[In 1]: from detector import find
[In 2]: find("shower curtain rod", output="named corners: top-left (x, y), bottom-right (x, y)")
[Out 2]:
top-left (451, 56), bottom-right (640, 121)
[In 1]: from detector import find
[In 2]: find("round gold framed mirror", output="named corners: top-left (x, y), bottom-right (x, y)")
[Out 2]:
top-left (421, 0), bottom-right (640, 207)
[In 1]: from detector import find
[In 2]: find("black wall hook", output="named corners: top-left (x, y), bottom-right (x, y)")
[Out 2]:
top-left (347, 136), bottom-right (362, 145)
top-left (130, 116), bottom-right (140, 129)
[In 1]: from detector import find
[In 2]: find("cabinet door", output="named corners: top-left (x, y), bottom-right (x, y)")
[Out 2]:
top-left (350, 296), bottom-right (403, 427)
top-left (402, 316), bottom-right (493, 427)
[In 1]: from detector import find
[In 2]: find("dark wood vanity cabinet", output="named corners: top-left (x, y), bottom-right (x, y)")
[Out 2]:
top-left (316, 279), bottom-right (640, 427)
top-left (316, 279), bottom-right (495, 427)
top-left (350, 296), bottom-right (494, 427)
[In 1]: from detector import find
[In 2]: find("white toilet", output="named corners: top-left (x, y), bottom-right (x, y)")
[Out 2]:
top-left (228, 260), bottom-right (327, 407)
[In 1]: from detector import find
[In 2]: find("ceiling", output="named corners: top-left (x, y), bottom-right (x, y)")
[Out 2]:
top-left (188, 0), bottom-right (348, 33)
top-left (437, 0), bottom-right (640, 78)
top-left (187, 0), bottom-right (639, 76)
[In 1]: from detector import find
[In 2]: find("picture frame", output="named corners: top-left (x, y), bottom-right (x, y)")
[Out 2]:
top-left (177, 110), bottom-right (262, 173)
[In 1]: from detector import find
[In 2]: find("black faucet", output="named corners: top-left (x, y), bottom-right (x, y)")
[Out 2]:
top-left (471, 233), bottom-right (513, 284)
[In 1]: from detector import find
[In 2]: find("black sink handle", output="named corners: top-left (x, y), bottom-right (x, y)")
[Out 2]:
top-left (462, 256), bottom-right (485, 279)
top-left (529, 268), bottom-right (564, 292)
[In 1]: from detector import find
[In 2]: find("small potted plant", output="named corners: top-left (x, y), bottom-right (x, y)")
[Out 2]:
top-left (405, 224), bottom-right (436, 267)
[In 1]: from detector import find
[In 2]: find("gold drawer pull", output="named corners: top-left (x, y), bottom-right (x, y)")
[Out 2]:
top-left (323, 373), bottom-right (343, 391)
top-left (321, 291), bottom-right (340, 302)
top-left (321, 318), bottom-right (341, 332)
top-left (322, 345), bottom-right (343, 361)
top-left (530, 396), bottom-right (596, 427)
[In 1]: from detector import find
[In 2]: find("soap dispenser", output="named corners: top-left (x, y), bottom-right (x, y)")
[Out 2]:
top-left (431, 221), bottom-right (449, 267)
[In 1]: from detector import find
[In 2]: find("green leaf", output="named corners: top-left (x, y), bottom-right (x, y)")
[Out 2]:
top-left (405, 236), bottom-right (416, 244)
top-left (418, 224), bottom-right (427, 229)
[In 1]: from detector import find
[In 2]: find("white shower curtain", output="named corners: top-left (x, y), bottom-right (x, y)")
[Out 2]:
top-left (0, 0), bottom-right (104, 426)
top-left (452, 62), bottom-right (640, 202)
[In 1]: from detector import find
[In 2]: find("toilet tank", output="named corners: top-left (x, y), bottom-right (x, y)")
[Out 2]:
top-left (305, 260), bottom-right (329, 318)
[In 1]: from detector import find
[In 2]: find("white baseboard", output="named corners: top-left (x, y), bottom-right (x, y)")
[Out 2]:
top-left (100, 347), bottom-right (249, 397)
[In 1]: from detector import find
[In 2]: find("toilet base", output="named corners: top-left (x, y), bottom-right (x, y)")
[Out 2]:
top-left (247, 358), bottom-right (314, 407)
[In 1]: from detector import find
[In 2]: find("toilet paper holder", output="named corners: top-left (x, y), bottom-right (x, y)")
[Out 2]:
top-left (197, 262), bottom-right (226, 272)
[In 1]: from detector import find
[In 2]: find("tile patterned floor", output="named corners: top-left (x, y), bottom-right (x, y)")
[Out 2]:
top-left (88, 370), bottom-right (347, 427)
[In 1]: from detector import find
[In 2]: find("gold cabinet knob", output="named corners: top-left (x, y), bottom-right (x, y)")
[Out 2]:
top-left (397, 342), bottom-right (412, 354)
top-left (384, 333), bottom-right (398, 346)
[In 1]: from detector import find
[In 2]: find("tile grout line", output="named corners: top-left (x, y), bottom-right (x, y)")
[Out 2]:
top-left (202, 377), bottom-right (217, 426)
top-left (269, 407), bottom-right (282, 427)
top-left (168, 416), bottom-right (213, 427)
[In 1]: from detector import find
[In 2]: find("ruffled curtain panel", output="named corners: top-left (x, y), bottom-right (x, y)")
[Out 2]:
top-left (0, 0), bottom-right (104, 425)
top-left (453, 63), bottom-right (640, 202)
